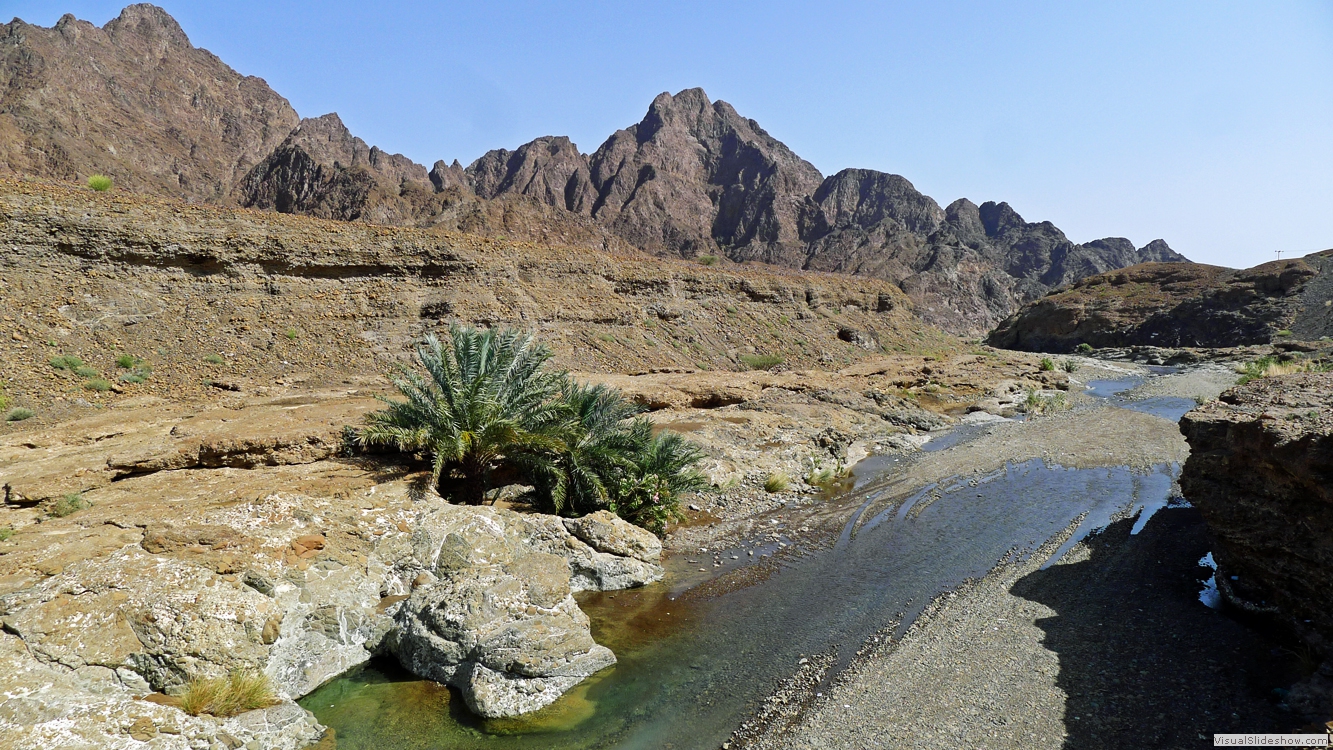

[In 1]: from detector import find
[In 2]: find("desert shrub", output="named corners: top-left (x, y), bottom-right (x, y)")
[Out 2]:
top-left (763, 472), bottom-right (790, 493)
top-left (598, 333), bottom-right (616, 343)
top-left (6, 408), bottom-right (34, 422)
top-left (1039, 357), bottom-right (1055, 371)
top-left (1234, 355), bottom-right (1330, 384)
top-left (725, 306), bottom-right (737, 314)
top-left (84, 378), bottom-right (112, 392)
top-left (697, 255), bottom-right (719, 266)
top-left (204, 354), bottom-right (225, 365)
top-left (284, 328), bottom-right (299, 340)
top-left (1060, 359), bottom-right (1078, 373)
top-left (1022, 389), bottom-right (1071, 417)
top-left (179, 670), bottom-right (278, 717)
top-left (0, 527), bottom-right (12, 542)
top-left (740, 353), bottom-right (783, 370)
top-left (50, 493), bottom-right (89, 518)
top-left (356, 327), bottom-right (705, 533)
top-left (86, 174), bottom-right (113, 192)
top-left (49, 355), bottom-right (84, 371)
top-left (73, 365), bottom-right (100, 378)
top-left (115, 354), bottom-right (136, 369)
top-left (1076, 343), bottom-right (1094, 353)
top-left (119, 373), bottom-right (146, 384)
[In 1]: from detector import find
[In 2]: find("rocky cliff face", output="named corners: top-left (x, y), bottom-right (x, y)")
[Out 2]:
top-left (0, 6), bottom-right (1187, 335)
top-left (0, 5), bottom-right (299, 200)
top-left (988, 251), bottom-right (1332, 352)
top-left (1180, 373), bottom-right (1333, 656)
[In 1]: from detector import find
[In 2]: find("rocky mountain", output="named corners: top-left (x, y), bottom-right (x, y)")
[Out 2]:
top-left (987, 251), bottom-right (1333, 352)
top-left (0, 5), bottom-right (298, 201)
top-left (0, 5), bottom-right (1188, 334)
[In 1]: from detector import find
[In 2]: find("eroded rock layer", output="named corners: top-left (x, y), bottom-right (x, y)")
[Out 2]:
top-left (1180, 373), bottom-right (1333, 653)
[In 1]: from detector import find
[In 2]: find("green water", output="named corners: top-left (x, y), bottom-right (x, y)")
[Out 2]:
top-left (301, 583), bottom-right (704, 749)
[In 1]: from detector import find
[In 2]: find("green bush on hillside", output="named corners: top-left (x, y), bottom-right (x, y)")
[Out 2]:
top-left (1039, 357), bottom-right (1055, 372)
top-left (204, 354), bottom-right (226, 365)
top-left (6, 407), bottom-right (34, 422)
top-left (49, 355), bottom-right (84, 371)
top-left (740, 353), bottom-right (783, 371)
top-left (87, 174), bottom-right (113, 192)
top-left (353, 326), bottom-right (707, 534)
top-left (1076, 343), bottom-right (1094, 353)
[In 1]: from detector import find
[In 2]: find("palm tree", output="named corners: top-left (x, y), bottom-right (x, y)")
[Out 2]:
top-left (357, 326), bottom-right (569, 505)
top-left (520, 382), bottom-right (643, 516)
top-left (610, 421), bottom-right (710, 533)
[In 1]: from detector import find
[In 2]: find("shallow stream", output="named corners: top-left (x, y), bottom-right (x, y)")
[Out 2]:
top-left (301, 375), bottom-right (1185, 749)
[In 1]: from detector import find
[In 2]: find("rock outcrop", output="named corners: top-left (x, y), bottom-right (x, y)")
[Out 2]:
top-left (1179, 373), bottom-right (1333, 654)
top-left (0, 7), bottom-right (1186, 334)
top-left (989, 251), bottom-right (1332, 352)
top-left (0, 391), bottom-right (665, 744)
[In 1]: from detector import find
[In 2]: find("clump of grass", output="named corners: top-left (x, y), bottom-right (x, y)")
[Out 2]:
top-left (179, 670), bottom-right (279, 717)
top-left (119, 372), bottom-right (146, 384)
top-left (6, 407), bottom-right (34, 422)
top-left (0, 384), bottom-right (8, 412)
top-left (1022, 389), bottom-right (1071, 417)
top-left (1060, 359), bottom-right (1078, 373)
top-left (49, 493), bottom-right (89, 518)
top-left (86, 174), bottom-right (113, 192)
top-left (740, 353), bottom-right (783, 371)
top-left (284, 328), bottom-right (299, 340)
top-left (1276, 329), bottom-right (1293, 337)
top-left (204, 353), bottom-right (225, 365)
top-left (0, 527), bottom-right (12, 542)
top-left (1039, 357), bottom-right (1055, 372)
top-left (1076, 343), bottom-right (1094, 353)
top-left (84, 378), bottom-right (113, 392)
top-left (763, 472), bottom-right (790, 493)
top-left (598, 333), bottom-right (616, 343)
top-left (73, 365), bottom-right (100, 378)
top-left (725, 306), bottom-right (737, 315)
top-left (697, 255), bottom-right (719, 266)
top-left (1235, 355), bottom-right (1329, 384)
top-left (113, 356), bottom-right (153, 384)
top-left (49, 355), bottom-right (84, 371)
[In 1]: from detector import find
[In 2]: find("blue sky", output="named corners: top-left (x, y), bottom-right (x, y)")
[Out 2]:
top-left (10, 1), bottom-right (1333, 268)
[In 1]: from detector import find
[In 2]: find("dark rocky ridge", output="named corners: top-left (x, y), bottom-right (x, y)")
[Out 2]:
top-left (988, 251), bottom-right (1333, 352)
top-left (1, 5), bottom-right (1188, 334)
top-left (1180, 373), bottom-right (1333, 659)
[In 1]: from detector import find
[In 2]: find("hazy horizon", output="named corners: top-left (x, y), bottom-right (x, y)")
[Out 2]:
top-left (9, 1), bottom-right (1332, 269)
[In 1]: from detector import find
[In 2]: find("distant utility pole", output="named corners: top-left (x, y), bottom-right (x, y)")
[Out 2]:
top-left (1276, 250), bottom-right (1284, 260)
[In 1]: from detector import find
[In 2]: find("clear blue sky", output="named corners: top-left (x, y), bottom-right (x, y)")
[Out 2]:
top-left (10, 1), bottom-right (1333, 268)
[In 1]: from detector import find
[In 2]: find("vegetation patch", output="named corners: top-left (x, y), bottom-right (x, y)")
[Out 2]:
top-left (73, 365), bottom-right (100, 378)
top-left (6, 407), bottom-right (34, 422)
top-left (179, 670), bottom-right (278, 717)
top-left (697, 255), bottom-right (719, 266)
top-left (49, 493), bottom-right (89, 518)
top-left (204, 353), bottom-right (226, 365)
top-left (0, 527), bottom-right (12, 542)
top-left (1022, 389), bottom-right (1071, 417)
top-left (763, 472), bottom-right (790, 493)
top-left (49, 355), bottom-right (84, 371)
top-left (1039, 357), bottom-right (1055, 372)
top-left (740, 353), bottom-right (783, 371)
top-left (353, 326), bottom-right (706, 535)
top-left (86, 174), bottom-right (113, 192)
top-left (1076, 343), bottom-right (1094, 353)
top-left (1236, 355), bottom-right (1330, 385)
top-left (285, 328), bottom-right (299, 340)
top-left (1060, 359), bottom-right (1078, 373)
top-left (84, 378), bottom-right (113, 392)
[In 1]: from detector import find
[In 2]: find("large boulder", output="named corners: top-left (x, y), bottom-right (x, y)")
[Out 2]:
top-left (390, 551), bottom-right (616, 717)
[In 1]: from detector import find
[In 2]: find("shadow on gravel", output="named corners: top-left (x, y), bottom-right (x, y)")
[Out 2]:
top-left (1012, 507), bottom-right (1307, 749)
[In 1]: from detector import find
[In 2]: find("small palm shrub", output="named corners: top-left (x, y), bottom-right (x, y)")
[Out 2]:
top-left (179, 670), bottom-right (278, 717)
top-left (356, 326), bottom-right (706, 532)
top-left (6, 408), bottom-right (34, 422)
top-left (87, 174), bottom-right (113, 192)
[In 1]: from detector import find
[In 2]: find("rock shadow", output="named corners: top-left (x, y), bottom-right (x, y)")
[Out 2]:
top-left (1011, 507), bottom-right (1306, 748)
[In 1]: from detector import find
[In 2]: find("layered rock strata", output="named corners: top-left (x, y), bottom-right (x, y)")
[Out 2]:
top-left (1179, 373), bottom-right (1333, 653)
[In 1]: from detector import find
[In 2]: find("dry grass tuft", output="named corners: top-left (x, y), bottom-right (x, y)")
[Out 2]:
top-left (179, 670), bottom-right (279, 717)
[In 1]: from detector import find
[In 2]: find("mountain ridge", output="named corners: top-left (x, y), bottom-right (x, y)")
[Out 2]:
top-left (0, 4), bottom-right (1188, 334)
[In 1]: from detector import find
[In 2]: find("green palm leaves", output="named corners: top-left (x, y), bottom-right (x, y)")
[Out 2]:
top-left (357, 325), bottom-right (706, 532)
